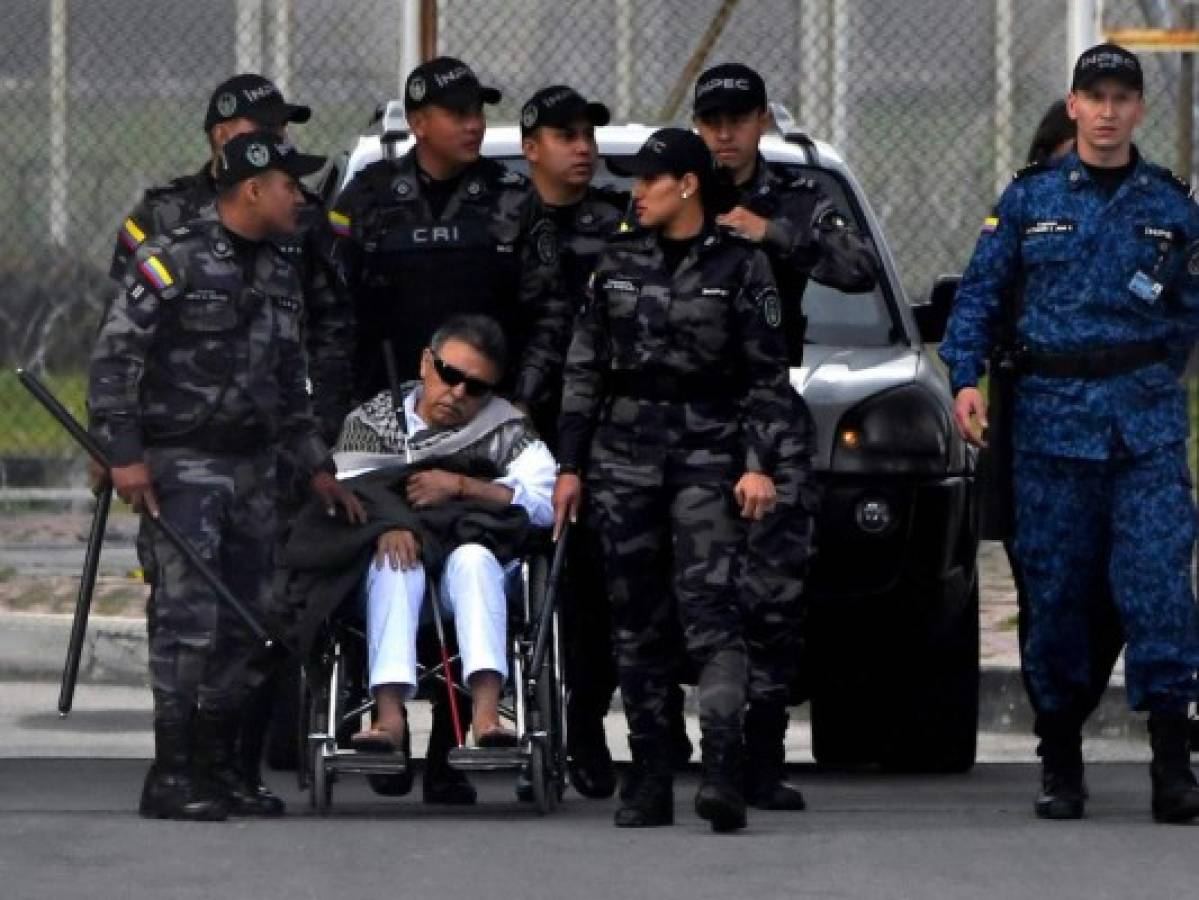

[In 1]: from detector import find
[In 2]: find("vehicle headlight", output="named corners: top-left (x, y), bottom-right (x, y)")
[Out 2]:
top-left (831, 385), bottom-right (949, 474)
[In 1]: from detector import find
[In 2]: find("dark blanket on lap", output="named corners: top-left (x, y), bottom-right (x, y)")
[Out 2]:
top-left (273, 462), bottom-right (532, 656)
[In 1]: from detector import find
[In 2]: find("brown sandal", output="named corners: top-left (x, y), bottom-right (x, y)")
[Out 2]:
top-left (351, 727), bottom-right (406, 754)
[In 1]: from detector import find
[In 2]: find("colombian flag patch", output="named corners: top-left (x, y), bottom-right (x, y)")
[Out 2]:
top-left (119, 217), bottom-right (146, 251)
top-left (981, 215), bottom-right (999, 235)
top-left (138, 255), bottom-right (173, 290)
top-left (328, 210), bottom-right (351, 237)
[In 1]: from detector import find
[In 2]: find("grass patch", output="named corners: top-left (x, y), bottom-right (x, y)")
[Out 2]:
top-left (94, 586), bottom-right (148, 617)
top-left (0, 370), bottom-right (87, 456)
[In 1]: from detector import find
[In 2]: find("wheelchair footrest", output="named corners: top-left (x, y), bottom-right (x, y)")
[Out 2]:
top-left (448, 745), bottom-right (528, 772)
top-left (325, 748), bottom-right (408, 776)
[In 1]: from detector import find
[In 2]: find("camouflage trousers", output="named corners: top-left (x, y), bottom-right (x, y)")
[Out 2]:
top-left (588, 421), bottom-right (748, 742)
top-left (1013, 443), bottom-right (1199, 714)
top-left (742, 497), bottom-right (813, 714)
top-left (140, 446), bottom-right (278, 721)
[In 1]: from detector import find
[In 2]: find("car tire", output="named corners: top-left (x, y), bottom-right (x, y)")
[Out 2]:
top-left (809, 636), bottom-right (879, 768)
top-left (877, 572), bottom-right (979, 774)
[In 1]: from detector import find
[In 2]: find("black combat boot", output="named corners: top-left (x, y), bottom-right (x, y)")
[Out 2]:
top-left (422, 698), bottom-right (476, 805)
top-left (195, 708), bottom-right (285, 817)
top-left (566, 707), bottom-right (616, 800)
top-left (236, 687), bottom-right (287, 815)
top-left (614, 736), bottom-right (674, 827)
top-left (1033, 712), bottom-right (1085, 820)
top-left (743, 703), bottom-right (805, 811)
top-left (139, 716), bottom-right (229, 822)
top-left (1149, 711), bottom-right (1199, 824)
top-left (695, 728), bottom-right (747, 833)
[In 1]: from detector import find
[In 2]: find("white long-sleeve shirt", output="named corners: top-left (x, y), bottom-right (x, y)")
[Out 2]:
top-left (403, 390), bottom-right (556, 528)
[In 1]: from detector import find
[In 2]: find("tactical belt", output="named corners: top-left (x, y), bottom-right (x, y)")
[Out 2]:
top-left (1017, 340), bottom-right (1169, 379)
top-left (606, 369), bottom-right (739, 403)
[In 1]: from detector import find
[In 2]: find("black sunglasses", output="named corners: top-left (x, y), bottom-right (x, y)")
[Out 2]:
top-left (430, 352), bottom-right (495, 398)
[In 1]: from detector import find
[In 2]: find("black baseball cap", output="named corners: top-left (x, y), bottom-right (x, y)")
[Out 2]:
top-left (608, 128), bottom-right (714, 180)
top-left (215, 131), bottom-right (326, 189)
top-left (404, 56), bottom-right (501, 112)
top-left (693, 63), bottom-right (767, 117)
top-left (204, 74), bottom-right (311, 131)
top-left (520, 85), bottom-right (610, 136)
top-left (1071, 43), bottom-right (1143, 93)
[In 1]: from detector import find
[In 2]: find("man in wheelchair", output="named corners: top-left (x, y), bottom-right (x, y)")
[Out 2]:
top-left (279, 314), bottom-right (556, 800)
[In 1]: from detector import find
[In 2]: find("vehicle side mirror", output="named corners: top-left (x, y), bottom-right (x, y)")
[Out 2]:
top-left (913, 274), bottom-right (960, 343)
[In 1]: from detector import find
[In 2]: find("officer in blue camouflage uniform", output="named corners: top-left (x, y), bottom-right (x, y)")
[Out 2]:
top-left (554, 129), bottom-right (800, 832)
top-left (108, 74), bottom-right (354, 808)
top-left (941, 44), bottom-right (1199, 824)
top-left (521, 85), bottom-right (692, 800)
top-left (90, 132), bottom-right (363, 821)
top-left (693, 63), bottom-right (877, 811)
top-left (329, 57), bottom-right (568, 805)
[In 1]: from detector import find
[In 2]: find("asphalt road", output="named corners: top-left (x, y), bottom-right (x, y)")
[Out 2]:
top-left (1, 757), bottom-right (1196, 900)
top-left (1, 682), bottom-right (1193, 900)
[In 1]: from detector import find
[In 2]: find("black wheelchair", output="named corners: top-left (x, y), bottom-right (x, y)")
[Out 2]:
top-left (297, 528), bottom-right (570, 815)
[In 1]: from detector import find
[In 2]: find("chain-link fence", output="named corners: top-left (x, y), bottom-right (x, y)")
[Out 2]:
top-left (2, 0), bottom-right (1196, 488)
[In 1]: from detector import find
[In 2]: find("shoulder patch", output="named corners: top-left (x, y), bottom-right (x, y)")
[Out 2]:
top-left (531, 219), bottom-right (558, 264)
top-left (1012, 160), bottom-right (1050, 182)
top-left (117, 217), bottom-right (147, 252)
top-left (137, 254), bottom-right (176, 291)
top-left (328, 209), bottom-right (351, 237)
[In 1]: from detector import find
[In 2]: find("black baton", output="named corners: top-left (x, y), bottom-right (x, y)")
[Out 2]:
top-left (57, 481), bottom-right (112, 716)
top-left (530, 523), bottom-right (569, 677)
top-left (16, 368), bottom-right (283, 653)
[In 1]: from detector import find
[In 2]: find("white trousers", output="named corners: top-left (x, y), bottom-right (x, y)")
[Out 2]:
top-left (365, 543), bottom-right (509, 697)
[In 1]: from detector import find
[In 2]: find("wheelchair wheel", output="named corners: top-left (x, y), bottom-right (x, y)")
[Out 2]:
top-left (311, 742), bottom-right (333, 815)
top-left (530, 741), bottom-right (556, 815)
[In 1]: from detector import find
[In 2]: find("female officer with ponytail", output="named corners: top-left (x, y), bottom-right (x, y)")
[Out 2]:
top-left (552, 128), bottom-right (797, 832)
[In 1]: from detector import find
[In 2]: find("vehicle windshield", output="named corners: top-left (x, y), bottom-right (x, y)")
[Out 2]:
top-left (503, 155), bottom-right (901, 354)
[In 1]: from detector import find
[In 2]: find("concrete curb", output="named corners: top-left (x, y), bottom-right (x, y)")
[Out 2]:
top-left (0, 612), bottom-right (148, 688)
top-left (0, 611), bottom-right (1147, 738)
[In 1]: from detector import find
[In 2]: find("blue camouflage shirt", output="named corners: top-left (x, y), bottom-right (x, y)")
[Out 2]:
top-left (940, 147), bottom-right (1199, 459)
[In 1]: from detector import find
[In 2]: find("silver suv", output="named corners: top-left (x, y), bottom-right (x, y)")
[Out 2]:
top-left (325, 103), bottom-right (979, 772)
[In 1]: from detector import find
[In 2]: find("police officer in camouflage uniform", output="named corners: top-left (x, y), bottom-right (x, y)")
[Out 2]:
top-left (942, 44), bottom-right (1199, 824)
top-left (109, 74), bottom-right (353, 808)
top-left (329, 56), bottom-right (567, 805)
top-left (330, 56), bottom-right (567, 412)
top-left (554, 129), bottom-right (799, 832)
top-left (111, 74), bottom-right (352, 444)
top-left (90, 132), bottom-right (364, 821)
top-left (693, 63), bottom-right (877, 810)
top-left (520, 85), bottom-right (692, 800)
